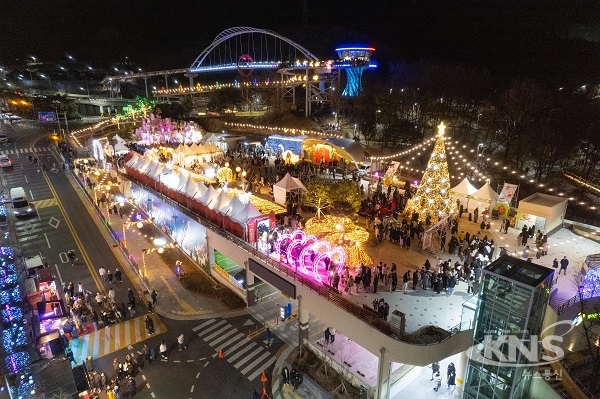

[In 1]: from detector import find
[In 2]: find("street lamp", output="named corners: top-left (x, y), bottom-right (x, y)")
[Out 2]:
top-left (39, 74), bottom-right (51, 89)
top-left (477, 113), bottom-right (482, 129)
top-left (141, 249), bottom-right (148, 279)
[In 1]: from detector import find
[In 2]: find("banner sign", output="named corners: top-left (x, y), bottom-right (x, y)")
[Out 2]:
top-left (498, 183), bottom-right (519, 204)
top-left (38, 112), bottom-right (57, 122)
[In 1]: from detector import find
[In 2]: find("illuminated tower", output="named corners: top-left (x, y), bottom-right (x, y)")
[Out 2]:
top-left (334, 46), bottom-right (376, 97)
top-left (404, 122), bottom-right (454, 221)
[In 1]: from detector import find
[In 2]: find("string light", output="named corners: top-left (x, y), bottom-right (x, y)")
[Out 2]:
top-left (224, 122), bottom-right (344, 139)
top-left (449, 137), bottom-right (600, 213)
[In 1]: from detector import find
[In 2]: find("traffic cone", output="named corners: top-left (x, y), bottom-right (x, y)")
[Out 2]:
top-left (218, 349), bottom-right (224, 359)
top-left (261, 386), bottom-right (269, 399)
top-left (261, 370), bottom-right (268, 383)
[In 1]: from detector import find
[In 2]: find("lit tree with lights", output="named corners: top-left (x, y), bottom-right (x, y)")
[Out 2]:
top-left (404, 122), bottom-right (455, 221)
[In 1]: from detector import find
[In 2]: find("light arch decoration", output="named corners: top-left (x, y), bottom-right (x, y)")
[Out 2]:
top-left (189, 27), bottom-right (319, 73)
top-left (275, 229), bottom-right (346, 283)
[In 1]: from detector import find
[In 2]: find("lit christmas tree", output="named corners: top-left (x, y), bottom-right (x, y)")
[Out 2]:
top-left (404, 122), bottom-right (455, 221)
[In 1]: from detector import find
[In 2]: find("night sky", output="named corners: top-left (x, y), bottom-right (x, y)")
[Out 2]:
top-left (1, 1), bottom-right (599, 85)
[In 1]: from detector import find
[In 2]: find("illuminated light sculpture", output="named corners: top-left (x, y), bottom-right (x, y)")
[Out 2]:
top-left (404, 122), bottom-right (456, 222)
top-left (333, 46), bottom-right (377, 97)
top-left (274, 229), bottom-right (346, 283)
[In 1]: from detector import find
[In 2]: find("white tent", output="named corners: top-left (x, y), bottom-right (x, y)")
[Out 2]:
top-left (150, 163), bottom-right (166, 179)
top-left (202, 133), bottom-right (220, 144)
top-left (450, 177), bottom-right (477, 196)
top-left (472, 182), bottom-right (498, 206)
top-left (125, 152), bottom-right (140, 167)
top-left (198, 185), bottom-right (220, 206)
top-left (231, 202), bottom-right (263, 224)
top-left (208, 191), bottom-right (231, 211)
top-left (136, 156), bottom-right (154, 174)
top-left (227, 196), bottom-right (247, 217)
top-left (180, 177), bottom-right (196, 196)
top-left (112, 141), bottom-right (129, 156)
top-left (144, 161), bottom-right (161, 177)
top-left (272, 173), bottom-right (308, 205)
top-left (188, 182), bottom-right (208, 199)
top-left (161, 169), bottom-right (183, 190)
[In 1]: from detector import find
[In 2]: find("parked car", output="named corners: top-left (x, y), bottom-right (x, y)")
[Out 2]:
top-left (357, 162), bottom-right (371, 176)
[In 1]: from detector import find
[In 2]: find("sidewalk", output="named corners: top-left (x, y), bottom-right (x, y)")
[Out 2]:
top-left (70, 166), bottom-right (246, 320)
top-left (71, 165), bottom-right (600, 399)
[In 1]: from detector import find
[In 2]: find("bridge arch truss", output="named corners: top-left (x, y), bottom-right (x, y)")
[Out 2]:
top-left (189, 27), bottom-right (319, 73)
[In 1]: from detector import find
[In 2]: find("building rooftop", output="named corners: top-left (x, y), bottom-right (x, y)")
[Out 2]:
top-left (485, 255), bottom-right (555, 287)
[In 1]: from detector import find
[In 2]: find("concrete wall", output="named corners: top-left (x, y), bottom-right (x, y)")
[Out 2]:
top-left (206, 223), bottom-right (475, 366)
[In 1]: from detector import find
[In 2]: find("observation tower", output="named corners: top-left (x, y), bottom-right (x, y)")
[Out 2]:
top-left (333, 46), bottom-right (377, 97)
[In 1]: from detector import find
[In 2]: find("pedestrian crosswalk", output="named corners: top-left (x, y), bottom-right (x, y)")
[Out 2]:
top-left (69, 314), bottom-right (166, 363)
top-left (193, 318), bottom-right (277, 381)
top-left (0, 147), bottom-right (54, 155)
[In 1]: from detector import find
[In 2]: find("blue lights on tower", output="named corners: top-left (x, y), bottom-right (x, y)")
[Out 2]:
top-left (333, 46), bottom-right (377, 97)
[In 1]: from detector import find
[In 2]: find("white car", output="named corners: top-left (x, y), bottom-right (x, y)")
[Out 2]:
top-left (0, 155), bottom-right (11, 168)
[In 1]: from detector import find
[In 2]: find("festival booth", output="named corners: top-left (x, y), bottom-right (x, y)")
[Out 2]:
top-left (206, 192), bottom-right (231, 226)
top-left (185, 181), bottom-right (208, 209)
top-left (106, 134), bottom-right (130, 157)
top-left (273, 173), bottom-right (307, 206)
top-left (450, 177), bottom-right (477, 210)
top-left (266, 135), bottom-right (305, 164)
top-left (229, 202), bottom-right (268, 242)
top-left (470, 182), bottom-right (498, 218)
top-left (196, 185), bottom-right (220, 219)
top-left (516, 193), bottom-right (568, 235)
top-left (302, 137), bottom-right (365, 167)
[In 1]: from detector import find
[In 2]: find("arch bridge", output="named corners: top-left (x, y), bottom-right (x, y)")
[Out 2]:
top-left (102, 27), bottom-right (341, 116)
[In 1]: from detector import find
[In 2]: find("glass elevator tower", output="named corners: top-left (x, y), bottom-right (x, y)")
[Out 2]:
top-left (463, 256), bottom-right (554, 399)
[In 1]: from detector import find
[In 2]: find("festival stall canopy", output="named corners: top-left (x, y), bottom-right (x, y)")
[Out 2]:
top-left (231, 202), bottom-right (263, 224)
top-left (450, 177), bottom-right (477, 196)
top-left (472, 182), bottom-right (498, 204)
top-left (273, 173), bottom-right (308, 205)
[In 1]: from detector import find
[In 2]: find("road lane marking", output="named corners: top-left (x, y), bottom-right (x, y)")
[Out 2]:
top-left (159, 275), bottom-right (196, 314)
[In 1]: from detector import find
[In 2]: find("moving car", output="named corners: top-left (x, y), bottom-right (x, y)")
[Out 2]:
top-left (0, 155), bottom-right (11, 168)
top-left (0, 134), bottom-right (7, 144)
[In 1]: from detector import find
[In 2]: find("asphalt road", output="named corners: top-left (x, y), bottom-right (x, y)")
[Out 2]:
top-left (0, 121), bottom-right (274, 398)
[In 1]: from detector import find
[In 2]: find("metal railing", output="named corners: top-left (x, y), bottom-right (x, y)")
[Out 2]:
top-left (98, 171), bottom-right (469, 344)
top-left (556, 290), bottom-right (595, 315)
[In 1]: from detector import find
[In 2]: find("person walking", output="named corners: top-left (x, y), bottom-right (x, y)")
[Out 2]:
top-left (159, 341), bottom-right (167, 359)
top-left (107, 270), bottom-right (113, 284)
top-left (324, 327), bottom-right (331, 344)
top-left (559, 256), bottom-right (569, 275)
top-left (431, 361), bottom-right (440, 380)
top-left (177, 333), bottom-right (186, 351)
top-left (266, 328), bottom-right (274, 347)
top-left (114, 269), bottom-right (122, 283)
top-left (91, 310), bottom-right (99, 331)
top-left (150, 290), bottom-right (158, 306)
top-left (99, 267), bottom-right (107, 281)
top-left (145, 315), bottom-right (154, 335)
top-left (143, 343), bottom-right (151, 364)
top-left (126, 377), bottom-right (136, 397)
top-left (108, 288), bottom-right (116, 306)
top-left (281, 366), bottom-right (290, 384)
top-left (412, 270), bottom-right (419, 290)
top-left (330, 327), bottom-right (336, 343)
